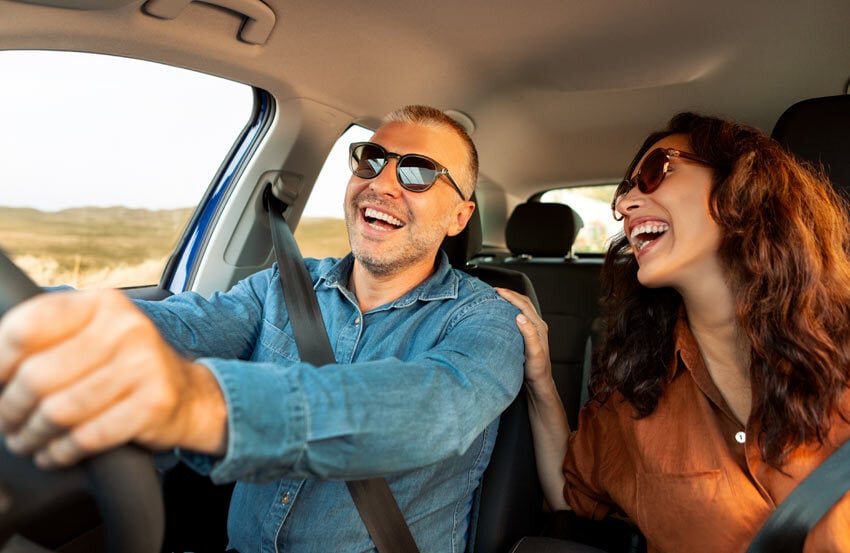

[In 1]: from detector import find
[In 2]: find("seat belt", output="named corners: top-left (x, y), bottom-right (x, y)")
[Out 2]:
top-left (745, 438), bottom-right (850, 552)
top-left (264, 186), bottom-right (421, 553)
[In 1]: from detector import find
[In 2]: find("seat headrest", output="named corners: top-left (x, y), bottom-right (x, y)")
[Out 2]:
top-left (440, 192), bottom-right (483, 268)
top-left (771, 94), bottom-right (850, 195)
top-left (505, 202), bottom-right (583, 257)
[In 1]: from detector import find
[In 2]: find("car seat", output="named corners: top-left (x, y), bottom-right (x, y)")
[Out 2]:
top-left (771, 93), bottom-right (850, 196)
top-left (441, 194), bottom-right (546, 553)
top-left (486, 202), bottom-right (602, 428)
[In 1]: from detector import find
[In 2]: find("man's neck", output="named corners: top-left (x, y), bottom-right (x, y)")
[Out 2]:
top-left (349, 258), bottom-right (438, 312)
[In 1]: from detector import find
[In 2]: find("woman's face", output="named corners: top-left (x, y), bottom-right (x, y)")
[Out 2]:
top-left (615, 133), bottom-right (723, 291)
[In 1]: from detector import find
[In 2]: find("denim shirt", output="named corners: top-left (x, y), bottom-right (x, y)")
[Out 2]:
top-left (135, 252), bottom-right (524, 553)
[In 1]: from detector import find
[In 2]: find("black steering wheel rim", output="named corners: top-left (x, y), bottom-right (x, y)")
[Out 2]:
top-left (0, 250), bottom-right (164, 553)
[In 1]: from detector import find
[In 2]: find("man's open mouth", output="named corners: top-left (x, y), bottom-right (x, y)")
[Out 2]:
top-left (363, 207), bottom-right (405, 230)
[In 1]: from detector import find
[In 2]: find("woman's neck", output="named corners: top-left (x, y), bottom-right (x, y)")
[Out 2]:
top-left (680, 276), bottom-right (753, 424)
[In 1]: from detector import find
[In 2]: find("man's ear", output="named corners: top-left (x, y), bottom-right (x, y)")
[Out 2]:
top-left (445, 200), bottom-right (476, 237)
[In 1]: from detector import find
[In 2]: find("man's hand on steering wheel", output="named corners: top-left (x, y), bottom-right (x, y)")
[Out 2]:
top-left (0, 271), bottom-right (227, 469)
top-left (0, 251), bottom-right (171, 553)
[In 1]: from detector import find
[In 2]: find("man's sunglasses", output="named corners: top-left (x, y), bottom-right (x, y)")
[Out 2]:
top-left (611, 147), bottom-right (712, 220)
top-left (349, 142), bottom-right (466, 200)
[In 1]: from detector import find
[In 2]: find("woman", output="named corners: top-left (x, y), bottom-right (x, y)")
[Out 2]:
top-left (499, 112), bottom-right (850, 552)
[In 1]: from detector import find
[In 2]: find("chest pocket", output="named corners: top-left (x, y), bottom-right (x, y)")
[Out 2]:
top-left (256, 318), bottom-right (300, 363)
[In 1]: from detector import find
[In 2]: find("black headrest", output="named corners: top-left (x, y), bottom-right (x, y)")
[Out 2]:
top-left (771, 94), bottom-right (850, 195)
top-left (505, 202), bottom-right (583, 257)
top-left (440, 192), bottom-right (483, 268)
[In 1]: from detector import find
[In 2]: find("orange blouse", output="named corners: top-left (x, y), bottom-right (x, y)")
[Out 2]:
top-left (563, 315), bottom-right (850, 553)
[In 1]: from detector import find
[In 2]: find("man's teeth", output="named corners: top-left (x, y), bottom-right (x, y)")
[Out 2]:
top-left (364, 207), bottom-right (403, 227)
top-left (630, 222), bottom-right (669, 251)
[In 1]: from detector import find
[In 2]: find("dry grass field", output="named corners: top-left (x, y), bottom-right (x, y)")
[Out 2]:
top-left (0, 207), bottom-right (350, 288)
top-left (293, 217), bottom-right (350, 259)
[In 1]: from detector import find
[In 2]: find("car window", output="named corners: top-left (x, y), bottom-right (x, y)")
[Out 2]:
top-left (0, 50), bottom-right (253, 289)
top-left (539, 184), bottom-right (621, 254)
top-left (296, 124), bottom-right (373, 259)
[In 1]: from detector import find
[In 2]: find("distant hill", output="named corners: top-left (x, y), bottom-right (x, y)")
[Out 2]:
top-left (0, 206), bottom-right (349, 287)
top-left (0, 206), bottom-right (193, 273)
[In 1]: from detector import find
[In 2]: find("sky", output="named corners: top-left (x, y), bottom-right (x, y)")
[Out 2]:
top-left (0, 50), bottom-right (616, 239)
top-left (0, 49), bottom-right (368, 218)
top-left (304, 125), bottom-right (373, 218)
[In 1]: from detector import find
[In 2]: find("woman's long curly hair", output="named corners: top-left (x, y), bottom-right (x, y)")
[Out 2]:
top-left (591, 112), bottom-right (850, 466)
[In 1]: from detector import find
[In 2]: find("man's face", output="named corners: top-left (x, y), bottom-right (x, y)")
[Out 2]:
top-left (344, 121), bottom-right (473, 278)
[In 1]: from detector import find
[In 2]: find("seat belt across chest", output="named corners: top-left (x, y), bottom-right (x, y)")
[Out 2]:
top-left (264, 185), bottom-right (421, 553)
top-left (745, 438), bottom-right (850, 552)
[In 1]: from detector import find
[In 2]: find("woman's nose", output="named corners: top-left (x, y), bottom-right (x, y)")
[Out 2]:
top-left (616, 187), bottom-right (645, 218)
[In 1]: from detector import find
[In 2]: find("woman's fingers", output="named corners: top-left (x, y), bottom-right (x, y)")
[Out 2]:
top-left (496, 288), bottom-right (553, 382)
top-left (496, 287), bottom-right (539, 316)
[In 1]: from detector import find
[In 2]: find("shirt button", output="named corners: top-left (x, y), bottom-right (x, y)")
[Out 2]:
top-left (281, 492), bottom-right (291, 505)
top-left (735, 431), bottom-right (746, 444)
top-left (354, 317), bottom-right (360, 325)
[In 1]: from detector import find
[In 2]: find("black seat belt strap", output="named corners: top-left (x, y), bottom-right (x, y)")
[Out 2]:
top-left (266, 190), bottom-right (336, 366)
top-left (746, 438), bottom-right (850, 552)
top-left (264, 186), bottom-right (421, 553)
top-left (346, 478), bottom-right (422, 553)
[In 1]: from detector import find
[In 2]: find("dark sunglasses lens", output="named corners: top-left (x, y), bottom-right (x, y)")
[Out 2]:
top-left (351, 143), bottom-right (387, 178)
top-left (638, 149), bottom-right (669, 193)
top-left (397, 155), bottom-right (439, 191)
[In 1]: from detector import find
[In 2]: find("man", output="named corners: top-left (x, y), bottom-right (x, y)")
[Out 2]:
top-left (0, 105), bottom-right (525, 551)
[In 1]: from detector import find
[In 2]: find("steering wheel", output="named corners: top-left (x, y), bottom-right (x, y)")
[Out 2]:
top-left (0, 251), bottom-right (164, 553)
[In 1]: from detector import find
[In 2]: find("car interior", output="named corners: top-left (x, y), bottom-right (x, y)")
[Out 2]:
top-left (1, 0), bottom-right (850, 552)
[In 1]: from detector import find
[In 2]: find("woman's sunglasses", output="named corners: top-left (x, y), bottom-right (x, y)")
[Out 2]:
top-left (611, 147), bottom-right (712, 220)
top-left (349, 142), bottom-right (466, 200)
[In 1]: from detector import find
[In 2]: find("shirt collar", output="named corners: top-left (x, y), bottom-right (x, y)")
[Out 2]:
top-left (317, 250), bottom-right (460, 310)
top-left (673, 308), bottom-right (738, 419)
top-left (673, 309), bottom-right (702, 379)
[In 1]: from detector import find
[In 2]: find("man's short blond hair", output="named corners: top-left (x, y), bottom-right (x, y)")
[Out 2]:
top-left (383, 105), bottom-right (478, 199)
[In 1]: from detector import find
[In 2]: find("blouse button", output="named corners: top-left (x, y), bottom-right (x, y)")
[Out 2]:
top-left (735, 431), bottom-right (746, 444)
top-left (281, 492), bottom-right (291, 505)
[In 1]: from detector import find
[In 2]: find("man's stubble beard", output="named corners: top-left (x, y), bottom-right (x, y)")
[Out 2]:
top-left (345, 195), bottom-right (453, 278)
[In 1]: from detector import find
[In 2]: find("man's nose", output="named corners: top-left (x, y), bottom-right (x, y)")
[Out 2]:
top-left (370, 159), bottom-right (404, 196)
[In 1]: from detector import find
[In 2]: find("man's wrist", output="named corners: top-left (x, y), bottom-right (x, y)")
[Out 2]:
top-left (181, 361), bottom-right (228, 456)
